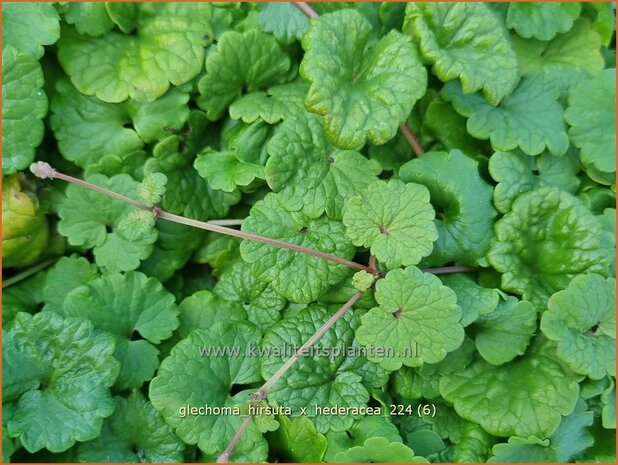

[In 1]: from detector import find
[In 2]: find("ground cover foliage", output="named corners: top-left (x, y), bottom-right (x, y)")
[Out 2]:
top-left (1, 2), bottom-right (616, 463)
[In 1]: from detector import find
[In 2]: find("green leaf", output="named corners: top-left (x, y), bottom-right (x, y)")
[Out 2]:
top-left (343, 179), bottom-right (437, 269)
top-left (443, 74), bottom-right (569, 156)
top-left (406, 429), bottom-right (447, 460)
top-left (77, 391), bottom-right (185, 462)
top-left (116, 210), bottom-right (156, 242)
top-left (229, 81), bottom-right (309, 124)
top-left (488, 399), bottom-right (594, 462)
top-left (266, 113), bottom-right (382, 219)
top-left (512, 19), bottom-right (604, 75)
top-left (214, 261), bottom-right (286, 331)
top-left (57, 3), bottom-right (215, 102)
top-left (506, 2), bottom-right (582, 40)
top-left (1, 174), bottom-right (49, 268)
top-left (400, 150), bottom-right (497, 266)
top-left (325, 416), bottom-right (406, 462)
top-left (473, 296), bottom-right (537, 365)
top-left (2, 2), bottom-right (60, 59)
top-left (422, 96), bottom-right (487, 156)
top-left (452, 422), bottom-right (494, 462)
top-left (488, 187), bottom-right (613, 306)
top-left (197, 29), bottom-right (290, 120)
top-left (2, 47), bottom-right (48, 175)
top-left (137, 173), bottom-right (168, 206)
top-left (240, 193), bottom-right (356, 303)
top-left (60, 271), bottom-right (178, 390)
top-left (541, 274), bottom-right (616, 380)
top-left (4, 312), bottom-right (119, 452)
top-left (392, 337), bottom-right (476, 401)
top-left (261, 305), bottom-right (374, 432)
top-left (50, 78), bottom-right (141, 167)
top-left (3, 270), bottom-right (47, 324)
top-left (333, 437), bottom-right (427, 463)
top-left (63, 2), bottom-right (114, 37)
top-left (42, 255), bottom-right (99, 314)
top-left (352, 270), bottom-right (375, 292)
top-left (440, 352), bottom-right (579, 438)
top-left (268, 414), bottom-right (327, 462)
top-left (166, 165), bottom-right (242, 219)
top-left (194, 149), bottom-right (264, 192)
top-left (177, 290), bottom-right (246, 339)
top-left (149, 320), bottom-right (267, 461)
top-left (601, 379), bottom-right (616, 429)
top-left (356, 266), bottom-right (464, 371)
top-left (403, 2), bottom-right (518, 105)
top-left (105, 2), bottom-right (138, 33)
top-left (126, 89), bottom-right (191, 143)
top-left (489, 150), bottom-right (581, 213)
top-left (57, 173), bottom-right (158, 273)
top-left (439, 274), bottom-right (500, 327)
top-left (258, 2), bottom-right (309, 44)
top-left (139, 221), bottom-right (204, 283)
top-left (300, 9), bottom-right (427, 150)
top-left (50, 79), bottom-right (189, 168)
top-left (222, 119), bottom-right (272, 166)
top-left (564, 68), bottom-right (616, 174)
top-left (582, 2), bottom-right (616, 46)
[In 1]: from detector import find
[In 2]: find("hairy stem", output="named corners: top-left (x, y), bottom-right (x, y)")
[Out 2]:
top-left (216, 415), bottom-right (253, 463)
top-left (31, 163), bottom-right (373, 274)
top-left (399, 123), bottom-right (425, 157)
top-left (424, 265), bottom-right (476, 274)
top-left (2, 258), bottom-right (58, 289)
top-left (251, 290), bottom-right (363, 400)
top-left (295, 2), bottom-right (318, 18)
top-left (218, 291), bottom-right (364, 462)
top-left (207, 219), bottom-right (244, 226)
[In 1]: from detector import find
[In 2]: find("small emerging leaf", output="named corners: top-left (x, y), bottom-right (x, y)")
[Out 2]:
top-left (137, 173), bottom-right (167, 206)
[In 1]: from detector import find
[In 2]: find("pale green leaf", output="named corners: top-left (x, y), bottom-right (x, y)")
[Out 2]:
top-left (343, 179), bottom-right (437, 269)
top-left (301, 9), bottom-right (427, 149)
top-left (266, 113), bottom-right (382, 219)
top-left (488, 187), bottom-right (613, 306)
top-left (506, 2), bottom-right (582, 40)
top-left (57, 3), bottom-right (215, 102)
top-left (443, 74), bottom-right (569, 156)
top-left (541, 274), bottom-right (616, 379)
top-left (261, 305), bottom-right (374, 432)
top-left (2, 2), bottom-right (60, 59)
top-left (356, 266), bottom-right (464, 370)
top-left (564, 68), bottom-right (616, 174)
top-left (197, 29), bottom-right (290, 120)
top-left (489, 150), bottom-right (581, 213)
top-left (403, 2), bottom-right (518, 105)
top-left (194, 149), bottom-right (264, 192)
top-left (512, 19), bottom-right (604, 75)
top-left (57, 174), bottom-right (158, 273)
top-left (440, 353), bottom-right (579, 438)
top-left (240, 193), bottom-right (356, 303)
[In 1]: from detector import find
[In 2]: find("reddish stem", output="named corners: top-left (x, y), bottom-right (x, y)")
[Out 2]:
top-left (399, 123), bottom-right (425, 157)
top-left (295, 2), bottom-right (318, 18)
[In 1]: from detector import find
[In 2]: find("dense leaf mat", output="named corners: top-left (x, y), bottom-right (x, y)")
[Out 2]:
top-left (2, 2), bottom-right (616, 463)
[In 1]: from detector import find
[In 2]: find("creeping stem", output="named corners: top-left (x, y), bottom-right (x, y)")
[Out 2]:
top-left (217, 290), bottom-right (364, 463)
top-left (31, 163), bottom-right (374, 274)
